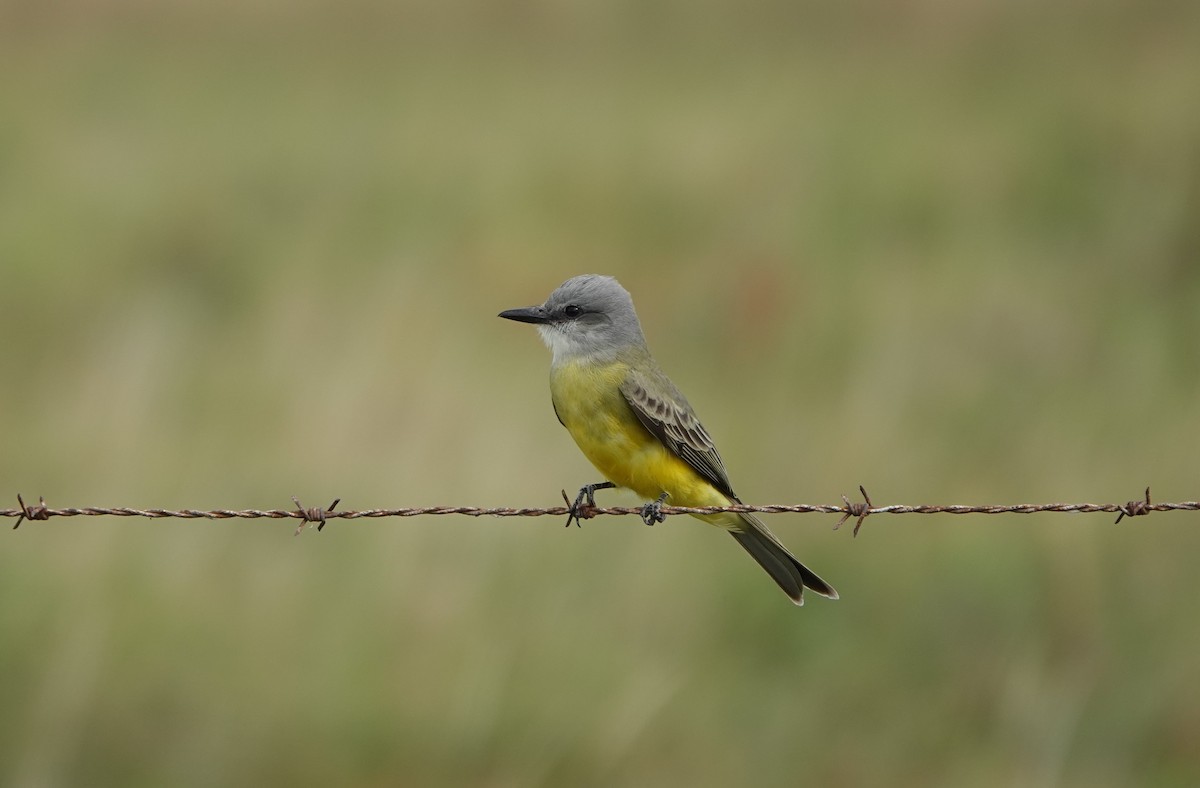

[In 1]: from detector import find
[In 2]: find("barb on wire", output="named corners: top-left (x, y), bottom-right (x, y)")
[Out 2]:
top-left (1114, 487), bottom-right (1152, 524)
top-left (4, 487), bottom-right (1199, 532)
top-left (12, 494), bottom-right (49, 530)
top-left (292, 496), bottom-right (341, 535)
top-left (833, 486), bottom-right (873, 537)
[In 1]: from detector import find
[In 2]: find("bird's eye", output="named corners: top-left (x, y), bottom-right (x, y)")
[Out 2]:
top-left (563, 304), bottom-right (582, 318)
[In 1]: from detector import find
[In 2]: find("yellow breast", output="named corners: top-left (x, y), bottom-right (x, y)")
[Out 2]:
top-left (549, 359), bottom-right (729, 508)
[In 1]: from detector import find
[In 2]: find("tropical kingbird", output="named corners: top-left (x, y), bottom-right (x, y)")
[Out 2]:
top-left (499, 274), bottom-right (837, 605)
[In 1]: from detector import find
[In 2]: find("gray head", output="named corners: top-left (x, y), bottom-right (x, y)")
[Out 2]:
top-left (499, 274), bottom-right (647, 363)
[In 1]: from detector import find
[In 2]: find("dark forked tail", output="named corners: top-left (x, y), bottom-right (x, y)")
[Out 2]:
top-left (729, 513), bottom-right (838, 606)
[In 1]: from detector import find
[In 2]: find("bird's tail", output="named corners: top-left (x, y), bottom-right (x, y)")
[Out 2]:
top-left (728, 513), bottom-right (838, 606)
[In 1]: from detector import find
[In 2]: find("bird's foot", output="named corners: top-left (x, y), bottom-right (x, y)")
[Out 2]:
top-left (564, 481), bottom-right (617, 528)
top-left (640, 492), bottom-right (669, 526)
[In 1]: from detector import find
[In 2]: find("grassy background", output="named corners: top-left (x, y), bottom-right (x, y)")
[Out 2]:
top-left (3, 1), bottom-right (1200, 785)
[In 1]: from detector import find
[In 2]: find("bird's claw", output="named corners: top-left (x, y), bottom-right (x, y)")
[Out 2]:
top-left (640, 493), bottom-right (669, 526)
top-left (565, 489), bottom-right (593, 528)
top-left (564, 481), bottom-right (616, 528)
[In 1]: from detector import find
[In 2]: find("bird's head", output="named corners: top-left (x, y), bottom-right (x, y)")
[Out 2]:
top-left (499, 274), bottom-right (647, 363)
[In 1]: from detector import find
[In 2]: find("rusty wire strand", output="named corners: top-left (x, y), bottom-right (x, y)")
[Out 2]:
top-left (4, 487), bottom-right (1198, 531)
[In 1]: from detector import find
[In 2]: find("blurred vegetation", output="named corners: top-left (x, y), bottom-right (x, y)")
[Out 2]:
top-left (2, 0), bottom-right (1200, 785)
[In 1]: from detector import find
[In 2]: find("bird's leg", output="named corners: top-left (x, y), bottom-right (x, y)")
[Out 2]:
top-left (566, 481), bottom-right (617, 528)
top-left (640, 492), bottom-right (670, 526)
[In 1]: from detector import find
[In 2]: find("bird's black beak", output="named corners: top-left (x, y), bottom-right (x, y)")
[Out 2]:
top-left (498, 305), bottom-right (549, 324)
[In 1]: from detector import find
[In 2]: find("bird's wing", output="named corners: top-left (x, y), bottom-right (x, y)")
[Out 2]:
top-left (620, 370), bottom-right (738, 501)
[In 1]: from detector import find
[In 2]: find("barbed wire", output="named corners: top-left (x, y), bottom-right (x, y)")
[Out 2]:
top-left (4, 487), bottom-right (1197, 535)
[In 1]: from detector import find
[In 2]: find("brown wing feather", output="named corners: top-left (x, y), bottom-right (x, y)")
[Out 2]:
top-left (619, 371), bottom-right (738, 501)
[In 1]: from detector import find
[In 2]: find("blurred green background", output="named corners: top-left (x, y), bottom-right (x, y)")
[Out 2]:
top-left (3, 1), bottom-right (1200, 785)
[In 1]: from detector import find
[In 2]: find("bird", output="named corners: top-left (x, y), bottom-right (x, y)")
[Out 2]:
top-left (499, 274), bottom-right (837, 605)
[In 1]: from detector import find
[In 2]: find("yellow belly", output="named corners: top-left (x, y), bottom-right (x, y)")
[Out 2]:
top-left (549, 359), bottom-right (730, 510)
